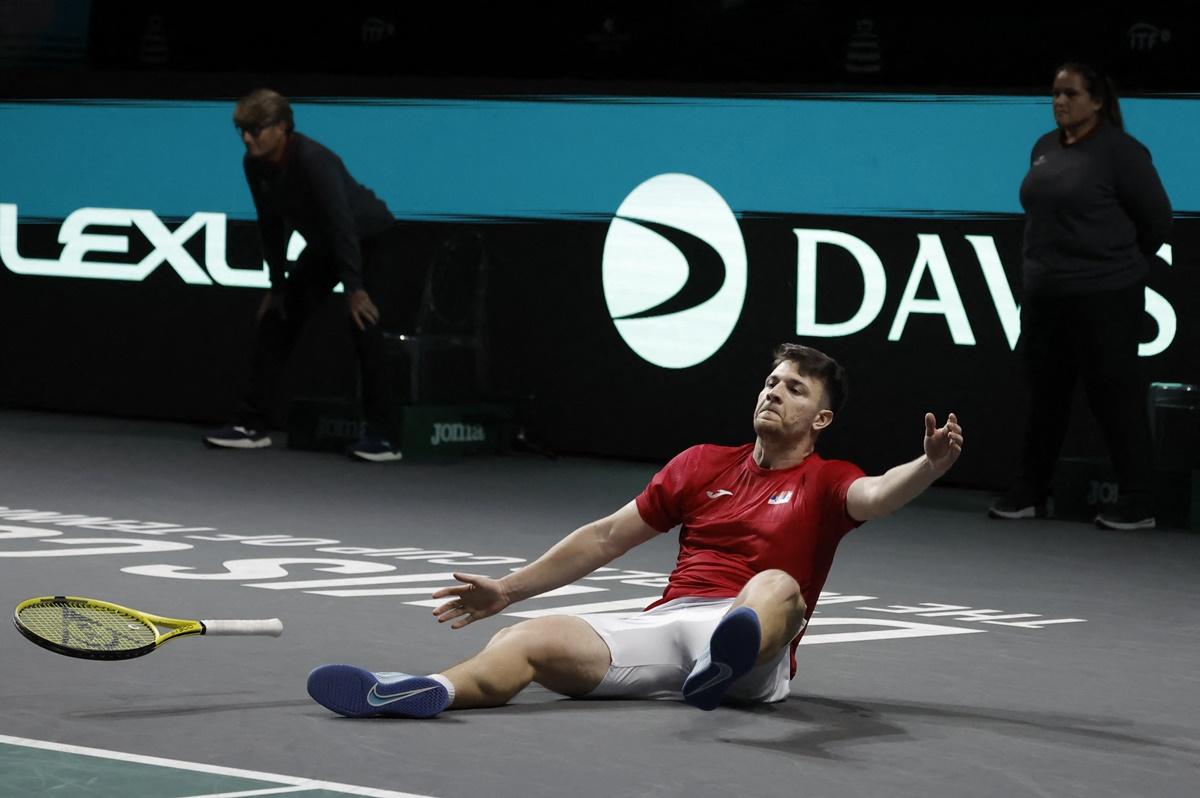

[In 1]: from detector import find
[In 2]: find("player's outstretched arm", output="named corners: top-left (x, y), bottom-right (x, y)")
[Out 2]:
top-left (430, 500), bottom-right (658, 629)
top-left (846, 412), bottom-right (963, 522)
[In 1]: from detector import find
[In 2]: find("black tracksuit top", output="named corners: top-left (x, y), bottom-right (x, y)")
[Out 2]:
top-left (1019, 120), bottom-right (1172, 296)
top-left (244, 132), bottom-right (394, 292)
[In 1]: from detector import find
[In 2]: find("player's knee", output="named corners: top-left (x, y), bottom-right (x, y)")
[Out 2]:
top-left (747, 569), bottom-right (806, 614)
top-left (485, 617), bottom-right (556, 660)
top-left (484, 625), bottom-right (515, 649)
top-left (507, 617), bottom-right (564, 654)
top-left (505, 617), bottom-right (604, 669)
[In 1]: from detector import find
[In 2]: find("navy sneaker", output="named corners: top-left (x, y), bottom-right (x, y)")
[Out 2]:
top-left (1095, 493), bottom-right (1156, 531)
top-left (682, 607), bottom-right (761, 711)
top-left (307, 665), bottom-right (449, 718)
top-left (349, 436), bottom-right (402, 462)
top-left (203, 424), bottom-right (272, 449)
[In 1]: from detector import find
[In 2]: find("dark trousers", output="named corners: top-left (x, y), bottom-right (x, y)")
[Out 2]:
top-left (1015, 282), bottom-right (1155, 499)
top-left (236, 224), bottom-right (419, 438)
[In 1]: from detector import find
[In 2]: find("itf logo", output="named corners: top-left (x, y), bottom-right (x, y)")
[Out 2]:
top-left (601, 174), bottom-right (747, 369)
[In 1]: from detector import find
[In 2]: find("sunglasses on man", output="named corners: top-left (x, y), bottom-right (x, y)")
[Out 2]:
top-left (236, 121), bottom-right (277, 137)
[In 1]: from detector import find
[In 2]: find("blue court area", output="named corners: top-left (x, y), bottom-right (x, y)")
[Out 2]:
top-left (2, 410), bottom-right (1199, 798)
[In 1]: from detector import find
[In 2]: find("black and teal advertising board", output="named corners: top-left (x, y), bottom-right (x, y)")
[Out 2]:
top-left (2, 93), bottom-right (1196, 485)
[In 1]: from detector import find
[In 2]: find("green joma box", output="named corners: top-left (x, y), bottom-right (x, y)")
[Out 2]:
top-left (398, 403), bottom-right (514, 459)
top-left (288, 398), bottom-right (513, 460)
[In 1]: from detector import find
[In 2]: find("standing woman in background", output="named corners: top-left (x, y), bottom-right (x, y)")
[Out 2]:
top-left (989, 62), bottom-right (1172, 529)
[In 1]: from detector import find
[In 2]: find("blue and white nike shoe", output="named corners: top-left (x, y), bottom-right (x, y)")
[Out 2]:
top-left (307, 664), bottom-right (449, 718)
top-left (681, 607), bottom-right (762, 711)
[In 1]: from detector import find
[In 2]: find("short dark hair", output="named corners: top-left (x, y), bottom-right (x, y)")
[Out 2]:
top-left (1055, 61), bottom-right (1123, 130)
top-left (233, 88), bottom-right (294, 133)
top-left (772, 342), bottom-right (848, 415)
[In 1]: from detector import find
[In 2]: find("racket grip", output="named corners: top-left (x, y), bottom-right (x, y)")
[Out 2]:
top-left (201, 619), bottom-right (283, 637)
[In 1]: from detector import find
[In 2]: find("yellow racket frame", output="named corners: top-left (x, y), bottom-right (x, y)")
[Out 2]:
top-left (13, 595), bottom-right (281, 661)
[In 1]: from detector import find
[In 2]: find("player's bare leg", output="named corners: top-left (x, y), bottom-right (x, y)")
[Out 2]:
top-left (683, 569), bottom-right (806, 710)
top-left (729, 568), bottom-right (807, 664)
top-left (440, 615), bottom-right (612, 708)
top-left (307, 615), bottom-right (610, 718)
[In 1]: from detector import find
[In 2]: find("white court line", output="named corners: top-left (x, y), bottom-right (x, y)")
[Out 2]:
top-left (0, 734), bottom-right (440, 798)
top-left (331, 584), bottom-right (606, 599)
top-left (307, 586), bottom-right (458, 597)
top-left (176, 786), bottom-right (312, 797)
top-left (812, 594), bottom-right (878, 605)
top-left (800, 617), bottom-right (988, 645)
top-left (247, 572), bottom-right (458, 590)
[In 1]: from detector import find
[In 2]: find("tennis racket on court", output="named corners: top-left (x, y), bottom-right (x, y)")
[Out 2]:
top-left (13, 596), bottom-right (283, 661)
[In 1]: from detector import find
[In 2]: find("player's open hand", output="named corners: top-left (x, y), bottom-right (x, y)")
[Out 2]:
top-left (347, 289), bottom-right (381, 331)
top-left (923, 412), bottom-right (963, 472)
top-left (431, 573), bottom-right (512, 629)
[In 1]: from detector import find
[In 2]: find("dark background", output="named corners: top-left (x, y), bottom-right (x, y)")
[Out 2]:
top-left (4, 4), bottom-right (1193, 95)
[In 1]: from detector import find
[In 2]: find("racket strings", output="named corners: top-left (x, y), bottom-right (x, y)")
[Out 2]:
top-left (18, 600), bottom-right (156, 651)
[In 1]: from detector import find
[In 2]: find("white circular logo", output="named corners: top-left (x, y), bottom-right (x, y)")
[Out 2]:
top-left (602, 173), bottom-right (747, 369)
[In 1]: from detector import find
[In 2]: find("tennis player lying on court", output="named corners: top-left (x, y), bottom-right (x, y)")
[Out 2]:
top-left (307, 342), bottom-right (964, 717)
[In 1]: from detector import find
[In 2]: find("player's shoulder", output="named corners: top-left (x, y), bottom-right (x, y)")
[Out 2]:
top-left (808, 453), bottom-right (865, 481)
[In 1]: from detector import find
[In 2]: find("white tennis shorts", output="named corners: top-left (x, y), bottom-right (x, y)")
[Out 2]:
top-left (578, 597), bottom-right (795, 703)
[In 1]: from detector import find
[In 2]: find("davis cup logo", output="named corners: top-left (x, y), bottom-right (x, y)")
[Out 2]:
top-left (602, 174), bottom-right (747, 369)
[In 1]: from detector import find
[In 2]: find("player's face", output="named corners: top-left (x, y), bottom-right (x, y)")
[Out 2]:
top-left (752, 360), bottom-right (832, 442)
top-left (1052, 70), bottom-right (1101, 132)
top-left (240, 120), bottom-right (288, 161)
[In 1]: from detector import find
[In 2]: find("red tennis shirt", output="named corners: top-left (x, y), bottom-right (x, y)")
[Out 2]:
top-left (636, 443), bottom-right (865, 672)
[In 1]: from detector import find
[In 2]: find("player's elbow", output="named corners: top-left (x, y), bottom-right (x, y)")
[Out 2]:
top-left (846, 480), bottom-right (887, 522)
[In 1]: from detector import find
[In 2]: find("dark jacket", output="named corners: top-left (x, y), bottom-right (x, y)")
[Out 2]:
top-left (1019, 121), bottom-right (1172, 296)
top-left (244, 132), bottom-right (394, 292)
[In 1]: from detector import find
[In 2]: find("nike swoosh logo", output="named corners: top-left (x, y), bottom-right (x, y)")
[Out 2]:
top-left (707, 490), bottom-right (733, 499)
top-left (685, 662), bottom-right (734, 696)
top-left (365, 684), bottom-right (440, 707)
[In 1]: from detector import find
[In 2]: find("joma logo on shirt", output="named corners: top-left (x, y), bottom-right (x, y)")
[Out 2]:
top-left (768, 491), bottom-right (793, 505)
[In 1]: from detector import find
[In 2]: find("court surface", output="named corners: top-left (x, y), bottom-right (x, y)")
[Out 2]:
top-left (2, 410), bottom-right (1198, 798)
